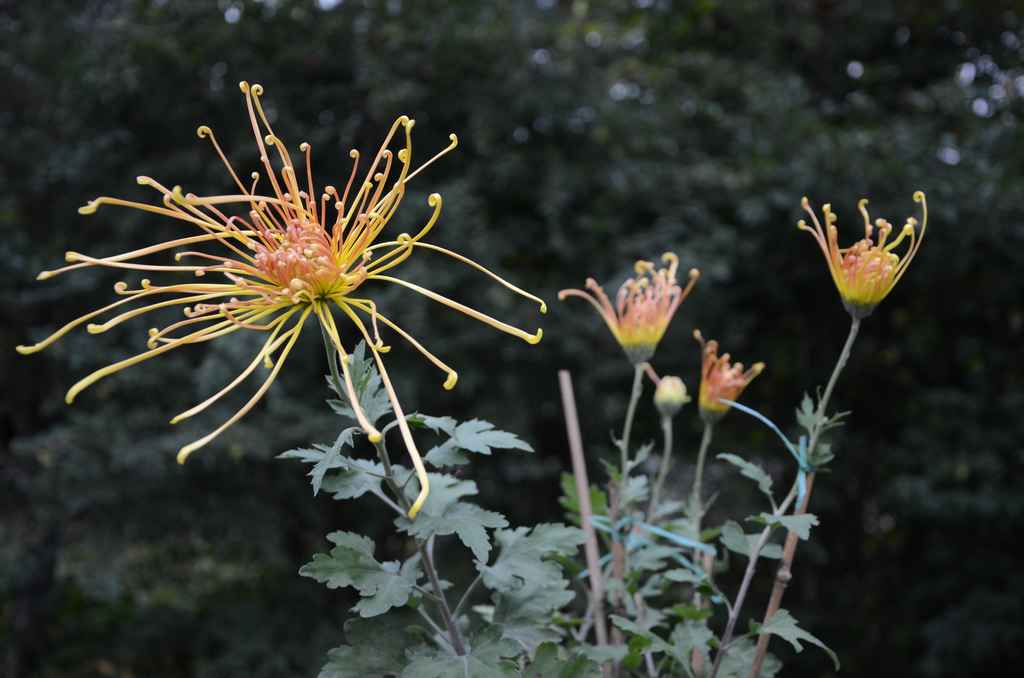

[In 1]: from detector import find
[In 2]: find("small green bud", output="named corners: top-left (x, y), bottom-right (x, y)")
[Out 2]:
top-left (654, 376), bottom-right (690, 419)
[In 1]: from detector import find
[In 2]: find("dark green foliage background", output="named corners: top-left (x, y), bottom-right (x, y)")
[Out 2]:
top-left (3, 1), bottom-right (1021, 676)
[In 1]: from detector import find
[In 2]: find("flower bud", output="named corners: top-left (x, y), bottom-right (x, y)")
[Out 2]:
top-left (654, 375), bottom-right (690, 419)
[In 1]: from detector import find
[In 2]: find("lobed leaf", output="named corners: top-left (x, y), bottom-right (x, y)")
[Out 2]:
top-left (299, 531), bottom-right (418, 618)
top-left (400, 627), bottom-right (519, 678)
top-left (717, 453), bottom-right (774, 500)
top-left (756, 609), bottom-right (840, 670)
top-left (719, 521), bottom-right (783, 560)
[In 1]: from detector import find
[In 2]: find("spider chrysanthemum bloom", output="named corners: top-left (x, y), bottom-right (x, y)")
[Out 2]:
top-left (16, 81), bottom-right (545, 518)
top-left (798, 191), bottom-right (928, 319)
top-left (558, 253), bottom-right (699, 364)
top-left (693, 329), bottom-right (764, 422)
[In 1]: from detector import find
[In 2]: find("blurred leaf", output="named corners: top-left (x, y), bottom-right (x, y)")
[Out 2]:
top-left (720, 521), bottom-right (783, 560)
top-left (524, 642), bottom-right (601, 677)
top-left (755, 609), bottom-right (840, 670)
top-left (717, 453), bottom-right (774, 499)
top-left (299, 531), bottom-right (417, 618)
top-left (401, 627), bottom-right (519, 677)
top-left (319, 611), bottom-right (423, 677)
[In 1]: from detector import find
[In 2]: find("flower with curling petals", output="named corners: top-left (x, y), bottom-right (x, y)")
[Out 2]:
top-left (653, 375), bottom-right (690, 419)
top-left (694, 330), bottom-right (764, 422)
top-left (798, 191), bottom-right (927, 319)
top-left (558, 253), bottom-right (699, 364)
top-left (16, 81), bottom-right (545, 519)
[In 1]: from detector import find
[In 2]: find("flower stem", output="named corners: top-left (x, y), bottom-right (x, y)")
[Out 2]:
top-left (707, 481), bottom-right (800, 678)
top-left (606, 363), bottom-right (646, 657)
top-left (620, 363), bottom-right (646, 472)
top-left (686, 421), bottom-right (714, 677)
top-left (646, 415), bottom-right (676, 520)
top-left (320, 323), bottom-right (344, 395)
top-left (691, 421), bottom-right (715, 521)
top-left (746, 316), bottom-right (861, 678)
top-left (372, 439), bottom-right (466, 656)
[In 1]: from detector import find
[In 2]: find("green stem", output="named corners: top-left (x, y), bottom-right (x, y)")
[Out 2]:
top-left (745, 316), bottom-right (862, 678)
top-left (646, 415), bottom-right (675, 520)
top-left (372, 440), bottom-right (466, 656)
top-left (452, 572), bottom-right (483, 620)
top-left (707, 481), bottom-right (800, 678)
top-left (808, 317), bottom-right (861, 453)
top-left (320, 323), bottom-right (344, 395)
top-left (619, 363), bottom-right (646, 475)
top-left (690, 421), bottom-right (715, 521)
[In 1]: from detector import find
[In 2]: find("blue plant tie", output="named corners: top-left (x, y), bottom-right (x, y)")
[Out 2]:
top-left (719, 399), bottom-right (816, 505)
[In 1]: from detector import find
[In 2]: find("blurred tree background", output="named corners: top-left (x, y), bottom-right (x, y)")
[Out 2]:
top-left (2, 0), bottom-right (1022, 676)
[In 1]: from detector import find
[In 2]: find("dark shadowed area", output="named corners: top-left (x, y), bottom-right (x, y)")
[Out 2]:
top-left (2, 1), bottom-right (1022, 676)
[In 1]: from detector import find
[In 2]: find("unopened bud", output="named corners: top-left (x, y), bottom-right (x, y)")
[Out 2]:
top-left (654, 376), bottom-right (690, 419)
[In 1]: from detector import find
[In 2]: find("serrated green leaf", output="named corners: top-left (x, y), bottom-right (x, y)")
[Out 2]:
top-left (400, 627), bottom-right (519, 678)
top-left (407, 413), bottom-right (458, 435)
top-left (328, 341), bottom-right (392, 425)
top-left (627, 441), bottom-right (653, 472)
top-left (479, 523), bottom-right (585, 592)
top-left (719, 521), bottom-right (782, 560)
top-left (484, 524), bottom-right (584, 652)
top-left (664, 569), bottom-right (703, 585)
top-left (396, 470), bottom-right (479, 514)
top-left (668, 603), bottom-right (713, 621)
top-left (310, 428), bottom-right (358, 494)
top-left (399, 502), bottom-right (508, 562)
top-left (452, 419), bottom-right (534, 454)
top-left (318, 611), bottom-right (424, 677)
top-left (299, 531), bottom-right (417, 617)
top-left (621, 473), bottom-right (649, 507)
top-left (716, 637), bottom-right (782, 678)
top-left (717, 453), bottom-right (774, 499)
top-left (796, 392), bottom-right (817, 433)
top-left (423, 419), bottom-right (533, 469)
top-left (525, 642), bottom-right (601, 678)
top-left (610, 615), bottom-right (680, 663)
top-left (750, 512), bottom-right (819, 540)
top-left (423, 445), bottom-right (470, 467)
top-left (320, 457), bottom-right (386, 500)
top-left (670, 620), bottom-right (714, 668)
top-left (809, 441), bottom-right (835, 467)
top-left (758, 609), bottom-right (840, 670)
top-left (277, 427), bottom-right (361, 495)
top-left (278, 447), bottom-right (327, 463)
top-left (558, 473), bottom-right (609, 524)
top-left (629, 544), bottom-right (679, 573)
top-left (578, 645), bottom-right (628, 664)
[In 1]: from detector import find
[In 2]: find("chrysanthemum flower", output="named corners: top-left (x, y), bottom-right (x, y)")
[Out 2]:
top-left (558, 253), bottom-right (699, 364)
top-left (16, 81), bottom-right (544, 518)
top-left (693, 330), bottom-right (764, 422)
top-left (798, 191), bottom-right (927, 319)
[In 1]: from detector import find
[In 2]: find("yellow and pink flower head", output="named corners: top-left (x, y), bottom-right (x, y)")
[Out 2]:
top-left (694, 330), bottom-right (764, 422)
top-left (798, 191), bottom-right (927, 318)
top-left (559, 253), bottom-right (698, 365)
top-left (17, 82), bottom-right (544, 518)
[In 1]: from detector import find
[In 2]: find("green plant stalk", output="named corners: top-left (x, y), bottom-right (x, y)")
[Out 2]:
top-left (646, 415), bottom-right (675, 520)
top-left (320, 324), bottom-right (345, 396)
top-left (691, 421), bottom-right (715, 522)
top-left (320, 328), bottom-right (467, 655)
top-left (620, 363), bottom-right (646, 474)
top-left (687, 420), bottom-right (714, 677)
top-left (747, 316), bottom-right (860, 677)
top-left (707, 480), bottom-right (800, 678)
top-left (606, 363), bottom-right (646, 664)
top-left (373, 438), bottom-right (467, 656)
